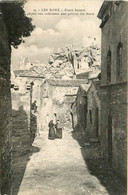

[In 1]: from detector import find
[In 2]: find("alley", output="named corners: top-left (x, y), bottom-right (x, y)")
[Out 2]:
top-left (17, 130), bottom-right (126, 195)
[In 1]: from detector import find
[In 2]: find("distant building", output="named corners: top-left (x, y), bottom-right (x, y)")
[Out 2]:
top-left (19, 57), bottom-right (45, 70)
top-left (19, 57), bottom-right (32, 70)
top-left (98, 1), bottom-right (127, 181)
top-left (40, 79), bottom-right (88, 130)
top-left (12, 66), bottom-right (45, 112)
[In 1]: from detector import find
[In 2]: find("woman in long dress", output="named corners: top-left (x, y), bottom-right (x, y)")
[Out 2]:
top-left (48, 120), bottom-right (55, 140)
top-left (55, 120), bottom-right (62, 139)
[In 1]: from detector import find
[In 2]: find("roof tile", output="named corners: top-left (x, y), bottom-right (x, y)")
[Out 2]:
top-left (46, 79), bottom-right (88, 87)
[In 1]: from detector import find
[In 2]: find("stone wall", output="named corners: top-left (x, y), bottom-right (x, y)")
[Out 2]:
top-left (86, 82), bottom-right (101, 141)
top-left (99, 2), bottom-right (127, 181)
top-left (100, 83), bottom-right (127, 181)
top-left (100, 2), bottom-right (128, 85)
top-left (11, 82), bottom-right (38, 194)
top-left (11, 80), bottom-right (34, 153)
top-left (11, 88), bottom-right (31, 133)
top-left (40, 82), bottom-right (78, 131)
top-left (0, 10), bottom-right (12, 194)
top-left (74, 87), bottom-right (87, 131)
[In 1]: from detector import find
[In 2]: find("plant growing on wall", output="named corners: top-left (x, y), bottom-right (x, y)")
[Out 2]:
top-left (1, 0), bottom-right (35, 49)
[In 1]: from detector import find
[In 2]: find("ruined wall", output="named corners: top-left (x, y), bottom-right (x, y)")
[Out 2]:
top-left (30, 78), bottom-right (43, 134)
top-left (99, 2), bottom-right (127, 181)
top-left (40, 81), bottom-right (52, 130)
top-left (11, 82), bottom-right (38, 194)
top-left (12, 76), bottom-right (42, 111)
top-left (11, 89), bottom-right (31, 129)
top-left (11, 81), bottom-right (32, 150)
top-left (63, 95), bottom-right (76, 129)
top-left (0, 10), bottom-right (12, 194)
top-left (40, 82), bottom-right (78, 131)
top-left (12, 75), bottom-right (43, 134)
top-left (32, 78), bottom-right (42, 111)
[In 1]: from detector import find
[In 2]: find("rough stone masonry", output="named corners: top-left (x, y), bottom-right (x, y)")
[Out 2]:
top-left (0, 8), bottom-right (12, 195)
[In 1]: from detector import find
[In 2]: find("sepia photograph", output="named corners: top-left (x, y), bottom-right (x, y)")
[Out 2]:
top-left (0, 0), bottom-right (127, 194)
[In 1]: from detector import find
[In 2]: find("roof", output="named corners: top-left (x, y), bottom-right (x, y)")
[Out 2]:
top-left (76, 70), bottom-right (91, 76)
top-left (19, 69), bottom-right (39, 77)
top-left (88, 70), bottom-right (101, 80)
top-left (76, 70), bottom-right (92, 79)
top-left (13, 70), bottom-right (26, 77)
top-left (45, 79), bottom-right (88, 87)
top-left (97, 2), bottom-right (111, 19)
top-left (14, 66), bottom-right (45, 78)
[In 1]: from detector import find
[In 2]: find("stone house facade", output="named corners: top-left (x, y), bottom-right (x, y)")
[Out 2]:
top-left (40, 79), bottom-right (88, 131)
top-left (97, 1), bottom-right (127, 181)
top-left (71, 84), bottom-right (90, 131)
top-left (86, 80), bottom-right (101, 141)
top-left (12, 68), bottom-right (45, 111)
top-left (71, 79), bottom-right (101, 141)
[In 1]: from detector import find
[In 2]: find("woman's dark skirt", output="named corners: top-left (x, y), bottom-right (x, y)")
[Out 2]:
top-left (56, 128), bottom-right (62, 139)
top-left (48, 127), bottom-right (55, 140)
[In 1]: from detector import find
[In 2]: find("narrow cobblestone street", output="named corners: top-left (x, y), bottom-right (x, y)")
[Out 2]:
top-left (17, 129), bottom-right (126, 195)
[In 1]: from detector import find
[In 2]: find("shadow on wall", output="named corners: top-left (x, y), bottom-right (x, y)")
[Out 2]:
top-left (11, 106), bottom-right (40, 195)
top-left (71, 130), bottom-right (126, 195)
top-left (71, 104), bottom-right (87, 132)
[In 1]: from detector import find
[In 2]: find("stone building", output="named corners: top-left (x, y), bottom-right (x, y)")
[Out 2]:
top-left (86, 80), bottom-right (101, 141)
top-left (11, 67), bottom-right (45, 137)
top-left (97, 1), bottom-right (127, 181)
top-left (12, 67), bottom-right (45, 108)
top-left (0, 9), bottom-right (12, 194)
top-left (71, 84), bottom-right (90, 131)
top-left (71, 79), bottom-right (101, 141)
top-left (40, 79), bottom-right (88, 131)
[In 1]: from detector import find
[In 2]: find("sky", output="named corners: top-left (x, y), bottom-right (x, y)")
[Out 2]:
top-left (11, 0), bottom-right (103, 70)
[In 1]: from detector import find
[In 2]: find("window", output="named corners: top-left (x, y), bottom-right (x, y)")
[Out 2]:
top-left (117, 42), bottom-right (123, 80)
top-left (107, 50), bottom-right (111, 82)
